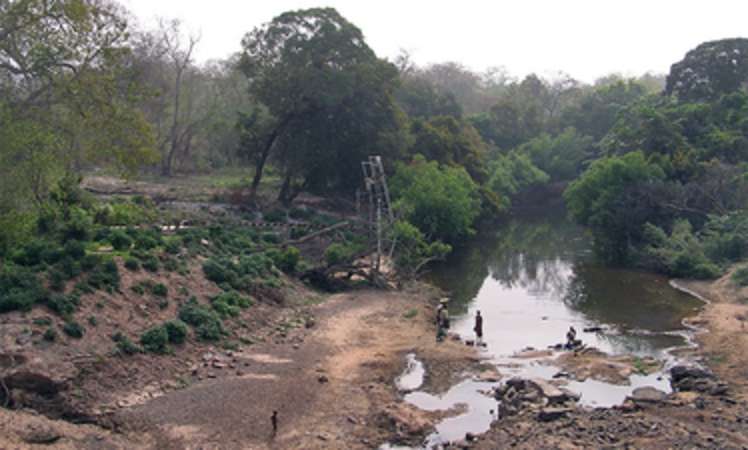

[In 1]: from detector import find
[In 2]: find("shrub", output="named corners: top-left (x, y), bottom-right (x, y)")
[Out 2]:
top-left (112, 332), bottom-right (140, 355)
top-left (58, 256), bottom-right (82, 279)
top-left (140, 326), bottom-right (169, 354)
top-left (80, 253), bottom-right (101, 271)
top-left (261, 232), bottom-right (281, 244)
top-left (63, 240), bottom-right (86, 260)
top-left (643, 220), bottom-right (722, 279)
top-left (0, 266), bottom-right (48, 313)
top-left (211, 291), bottom-right (253, 318)
top-left (268, 246), bottom-right (300, 273)
top-left (203, 258), bottom-right (235, 284)
top-left (43, 327), bottom-right (57, 342)
top-left (109, 230), bottom-right (133, 251)
top-left (134, 231), bottom-right (161, 251)
top-left (63, 207), bottom-right (94, 241)
top-left (324, 243), bottom-right (354, 266)
top-left (86, 259), bottom-right (120, 292)
top-left (124, 257), bottom-right (140, 271)
top-left (46, 293), bottom-right (80, 317)
top-left (141, 254), bottom-right (159, 272)
top-left (164, 238), bottom-right (182, 255)
top-left (12, 240), bottom-right (49, 266)
top-left (88, 316), bottom-right (98, 327)
top-left (162, 258), bottom-right (178, 272)
top-left (732, 267), bottom-right (748, 286)
top-left (63, 321), bottom-right (85, 338)
top-left (164, 320), bottom-right (189, 344)
top-left (48, 269), bottom-right (67, 292)
top-left (152, 283), bottom-right (168, 297)
top-left (178, 299), bottom-right (224, 341)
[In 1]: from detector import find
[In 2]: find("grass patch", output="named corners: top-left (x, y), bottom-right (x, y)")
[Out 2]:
top-left (403, 308), bottom-right (418, 319)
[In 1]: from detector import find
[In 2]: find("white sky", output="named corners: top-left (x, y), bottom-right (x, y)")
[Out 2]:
top-left (122, 0), bottom-right (748, 83)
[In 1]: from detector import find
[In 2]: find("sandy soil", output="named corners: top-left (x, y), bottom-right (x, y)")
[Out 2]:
top-left (94, 284), bottom-right (481, 450)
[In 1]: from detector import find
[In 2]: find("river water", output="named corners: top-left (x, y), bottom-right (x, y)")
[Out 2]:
top-left (392, 209), bottom-right (703, 448)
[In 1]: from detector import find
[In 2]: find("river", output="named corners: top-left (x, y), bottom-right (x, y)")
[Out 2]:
top-left (392, 209), bottom-right (703, 448)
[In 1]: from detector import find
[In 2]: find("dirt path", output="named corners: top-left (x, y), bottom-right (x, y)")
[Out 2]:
top-left (114, 287), bottom-right (478, 449)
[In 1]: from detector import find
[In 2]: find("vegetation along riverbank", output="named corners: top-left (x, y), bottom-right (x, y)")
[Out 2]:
top-left (2, 1), bottom-right (748, 448)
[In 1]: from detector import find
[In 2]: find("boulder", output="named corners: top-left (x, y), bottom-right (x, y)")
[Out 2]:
top-left (475, 369), bottom-right (502, 383)
top-left (537, 407), bottom-right (572, 422)
top-left (528, 378), bottom-right (568, 405)
top-left (627, 386), bottom-right (667, 406)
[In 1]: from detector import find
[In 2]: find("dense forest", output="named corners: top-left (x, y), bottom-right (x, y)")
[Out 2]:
top-left (2, 0), bottom-right (748, 292)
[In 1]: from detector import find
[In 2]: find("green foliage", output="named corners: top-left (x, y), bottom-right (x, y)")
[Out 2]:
top-left (43, 327), bottom-right (57, 342)
top-left (140, 254), bottom-right (159, 272)
top-left (0, 265), bottom-right (47, 313)
top-left (140, 326), bottom-right (170, 354)
top-left (517, 128), bottom-right (594, 181)
top-left (391, 220), bottom-right (452, 278)
top-left (164, 320), bottom-right (189, 345)
top-left (152, 283), bottom-right (168, 298)
top-left (732, 267), bottom-right (748, 286)
top-left (267, 246), bottom-right (300, 273)
top-left (124, 257), bottom-right (140, 271)
top-left (565, 151), bottom-right (666, 262)
top-left (324, 242), bottom-right (362, 266)
top-left (264, 209), bottom-right (287, 223)
top-left (112, 332), bottom-right (141, 356)
top-left (202, 253), bottom-right (277, 290)
top-left (63, 321), bottom-right (85, 339)
top-left (486, 151), bottom-right (550, 208)
top-left (109, 230), bottom-right (133, 251)
top-left (409, 116), bottom-right (488, 182)
top-left (211, 291), bottom-right (253, 318)
top-left (643, 220), bottom-right (722, 279)
top-left (391, 156), bottom-right (481, 243)
top-left (86, 259), bottom-right (120, 292)
top-left (178, 298), bottom-right (224, 341)
top-left (46, 293), bottom-right (80, 317)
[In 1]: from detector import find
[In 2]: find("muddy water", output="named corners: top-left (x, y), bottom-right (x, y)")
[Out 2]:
top-left (401, 210), bottom-right (703, 447)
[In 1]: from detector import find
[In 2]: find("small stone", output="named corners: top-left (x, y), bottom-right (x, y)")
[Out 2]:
top-left (207, 373), bottom-right (217, 379)
top-left (347, 416), bottom-right (358, 424)
top-left (22, 427), bottom-right (61, 444)
top-left (537, 407), bottom-right (572, 422)
top-left (318, 375), bottom-right (329, 383)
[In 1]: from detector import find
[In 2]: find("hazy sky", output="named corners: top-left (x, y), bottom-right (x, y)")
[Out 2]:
top-left (122, 0), bottom-right (748, 83)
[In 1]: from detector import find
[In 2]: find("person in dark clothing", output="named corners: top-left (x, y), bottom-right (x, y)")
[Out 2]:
top-left (271, 410), bottom-right (278, 438)
top-left (474, 310), bottom-right (483, 345)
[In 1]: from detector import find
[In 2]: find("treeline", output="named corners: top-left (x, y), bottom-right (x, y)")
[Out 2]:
top-left (2, 2), bottom-right (747, 279)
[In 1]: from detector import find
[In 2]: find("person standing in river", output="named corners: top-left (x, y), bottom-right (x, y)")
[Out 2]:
top-left (474, 310), bottom-right (483, 345)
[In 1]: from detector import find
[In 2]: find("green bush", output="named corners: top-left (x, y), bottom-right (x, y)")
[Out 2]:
top-left (141, 254), bottom-right (159, 272)
top-left (178, 299), bottom-right (224, 341)
top-left (86, 259), bottom-right (120, 292)
top-left (124, 257), bottom-right (140, 271)
top-left (140, 326), bottom-right (169, 354)
top-left (48, 269), bottom-right (67, 292)
top-left (643, 220), bottom-right (722, 279)
top-left (134, 231), bottom-right (161, 251)
top-left (164, 320), bottom-right (189, 344)
top-left (43, 327), bottom-right (57, 342)
top-left (164, 238), bottom-right (182, 255)
top-left (0, 266), bottom-right (48, 313)
top-left (211, 291), bottom-right (253, 318)
top-left (109, 230), bottom-right (133, 251)
top-left (152, 283), bottom-right (168, 297)
top-left (112, 332), bottom-right (141, 355)
top-left (732, 266), bottom-right (748, 286)
top-left (268, 246), bottom-right (300, 273)
top-left (63, 240), bottom-right (86, 260)
top-left (46, 293), bottom-right (80, 317)
top-left (63, 321), bottom-right (85, 338)
top-left (203, 258), bottom-right (235, 284)
top-left (63, 207), bottom-right (94, 241)
top-left (80, 253), bottom-right (101, 271)
top-left (324, 243), bottom-right (355, 266)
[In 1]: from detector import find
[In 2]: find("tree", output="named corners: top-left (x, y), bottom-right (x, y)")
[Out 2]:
top-left (391, 156), bottom-right (481, 243)
top-left (666, 38), bottom-right (748, 102)
top-left (0, 0), bottom-right (155, 215)
top-left (390, 220), bottom-right (451, 279)
top-left (564, 151), bottom-right (666, 262)
top-left (486, 151), bottom-right (549, 210)
top-left (408, 116), bottom-right (487, 182)
top-left (238, 8), bottom-right (405, 203)
top-left (517, 128), bottom-right (594, 181)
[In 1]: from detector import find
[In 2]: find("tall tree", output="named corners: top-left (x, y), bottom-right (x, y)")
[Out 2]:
top-left (238, 7), bottom-right (406, 203)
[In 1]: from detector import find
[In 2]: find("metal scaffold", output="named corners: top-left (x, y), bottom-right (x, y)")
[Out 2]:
top-left (360, 156), bottom-right (395, 272)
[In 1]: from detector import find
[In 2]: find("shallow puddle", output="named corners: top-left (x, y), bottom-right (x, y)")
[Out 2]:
top-left (396, 353), bottom-right (425, 391)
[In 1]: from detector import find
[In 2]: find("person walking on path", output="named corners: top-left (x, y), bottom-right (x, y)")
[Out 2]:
top-left (474, 310), bottom-right (483, 345)
top-left (271, 410), bottom-right (278, 439)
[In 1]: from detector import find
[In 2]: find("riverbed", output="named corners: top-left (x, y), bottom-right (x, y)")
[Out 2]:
top-left (400, 210), bottom-right (704, 447)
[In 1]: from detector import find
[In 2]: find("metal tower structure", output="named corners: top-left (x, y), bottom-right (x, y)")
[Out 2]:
top-left (361, 156), bottom-right (394, 272)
